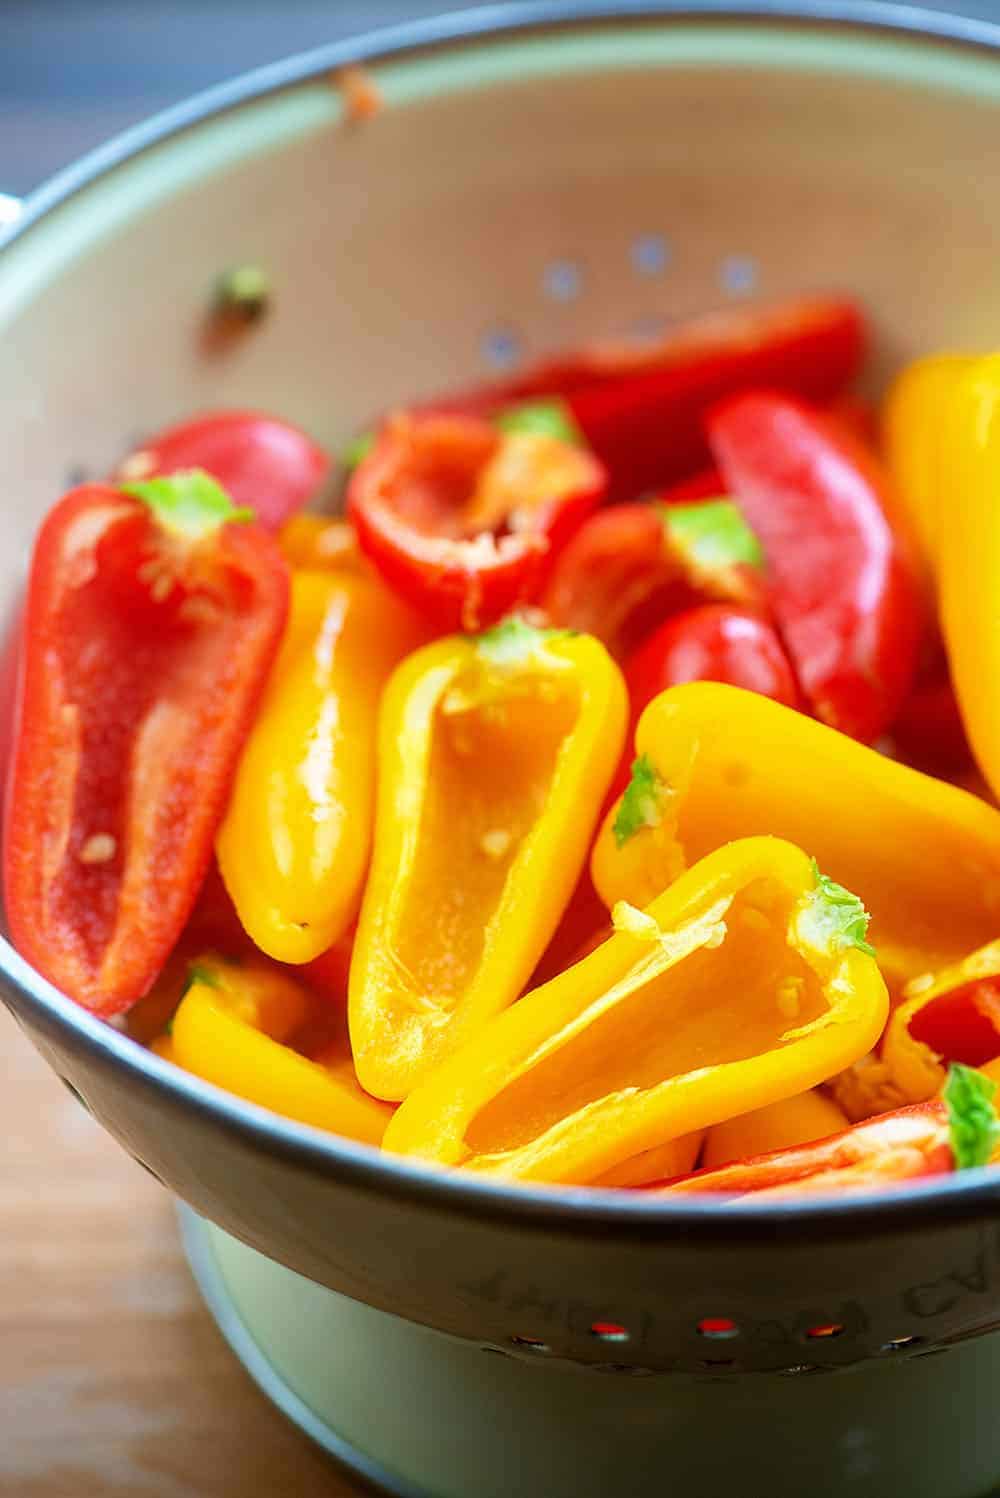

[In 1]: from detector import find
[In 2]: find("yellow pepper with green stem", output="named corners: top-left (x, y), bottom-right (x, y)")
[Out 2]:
top-left (349, 616), bottom-right (627, 1102)
top-left (383, 837), bottom-right (887, 1184)
top-left (592, 682), bottom-right (1000, 984)
top-left (161, 953), bottom-right (393, 1145)
top-left (882, 939), bottom-right (1000, 1105)
top-left (217, 567), bottom-right (429, 963)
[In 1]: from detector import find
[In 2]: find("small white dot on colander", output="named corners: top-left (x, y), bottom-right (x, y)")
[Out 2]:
top-left (631, 234), bottom-right (671, 275)
top-left (543, 260), bottom-right (583, 302)
top-left (720, 255), bottom-right (758, 296)
top-left (482, 328), bottom-right (522, 371)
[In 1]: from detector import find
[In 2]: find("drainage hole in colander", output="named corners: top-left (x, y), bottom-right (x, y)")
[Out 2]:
top-left (698, 1358), bottom-right (736, 1371)
top-left (481, 328), bottom-right (522, 371)
top-left (805, 1323), bottom-right (845, 1340)
top-left (589, 1321), bottom-right (630, 1343)
top-left (543, 260), bottom-right (583, 302)
top-left (631, 234), bottom-right (671, 276)
top-left (696, 1317), bottom-right (739, 1340)
top-left (720, 255), bottom-right (758, 297)
top-left (880, 1336), bottom-right (926, 1354)
top-left (780, 1364), bottom-right (826, 1377)
top-left (508, 1335), bottom-right (551, 1353)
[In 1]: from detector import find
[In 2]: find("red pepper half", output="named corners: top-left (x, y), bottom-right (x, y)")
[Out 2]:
top-left (348, 411), bottom-right (606, 630)
top-left (542, 498), bottom-right (766, 659)
top-left (707, 394), bottom-right (921, 744)
top-left (655, 1102), bottom-right (952, 1198)
top-left (437, 298), bottom-right (865, 503)
top-left (4, 472), bottom-right (289, 1015)
top-left (115, 410), bottom-right (331, 533)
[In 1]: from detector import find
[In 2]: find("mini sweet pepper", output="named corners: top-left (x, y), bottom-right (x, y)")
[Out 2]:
top-left (383, 838), bottom-right (888, 1185)
top-left (166, 953), bottom-right (392, 1144)
top-left (216, 566), bottom-right (428, 963)
top-left (349, 616), bottom-right (627, 1101)
top-left (882, 940), bottom-right (1000, 1104)
top-left (592, 682), bottom-right (1000, 985)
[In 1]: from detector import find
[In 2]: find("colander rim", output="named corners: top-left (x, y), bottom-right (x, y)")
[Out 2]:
top-left (5, 0), bottom-right (1000, 1240)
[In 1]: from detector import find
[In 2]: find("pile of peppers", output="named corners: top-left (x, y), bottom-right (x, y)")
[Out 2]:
top-left (9, 294), bottom-right (1000, 1198)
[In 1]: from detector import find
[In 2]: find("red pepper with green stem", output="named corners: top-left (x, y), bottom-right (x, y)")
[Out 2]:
top-left (543, 497), bottom-right (767, 660)
top-left (4, 471), bottom-right (289, 1016)
top-left (115, 410), bottom-right (331, 533)
top-left (707, 393), bottom-right (922, 744)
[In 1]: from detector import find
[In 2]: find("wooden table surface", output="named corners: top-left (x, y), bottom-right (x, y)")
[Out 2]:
top-left (0, 1007), bottom-right (364, 1498)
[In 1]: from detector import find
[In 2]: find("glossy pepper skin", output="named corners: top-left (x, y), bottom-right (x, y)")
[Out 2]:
top-left (434, 298), bottom-right (865, 504)
top-left (348, 412), bottom-right (607, 632)
top-left (883, 353), bottom-right (972, 586)
top-left (883, 941), bottom-right (1000, 1104)
top-left (383, 838), bottom-right (887, 1184)
top-left (624, 604), bottom-right (799, 723)
top-left (115, 411), bottom-right (331, 533)
top-left (4, 477), bottom-right (289, 1015)
top-left (165, 954), bottom-right (392, 1144)
top-left (656, 1101), bottom-right (953, 1198)
top-left (592, 683), bottom-right (1000, 985)
top-left (542, 498), bottom-right (766, 660)
top-left (349, 617), bottom-right (627, 1101)
top-left (707, 393), bottom-right (922, 744)
top-left (216, 567), bottom-right (429, 964)
top-left (939, 356), bottom-right (1000, 800)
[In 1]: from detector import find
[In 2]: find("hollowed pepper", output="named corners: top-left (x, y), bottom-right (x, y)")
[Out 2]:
top-left (4, 472), bottom-right (289, 1015)
top-left (383, 838), bottom-right (888, 1184)
top-left (165, 953), bottom-right (392, 1144)
top-left (592, 683), bottom-right (1000, 985)
top-left (216, 566), bottom-right (429, 963)
top-left (348, 411), bottom-right (607, 631)
top-left (882, 941), bottom-right (1000, 1104)
top-left (349, 616), bottom-right (627, 1101)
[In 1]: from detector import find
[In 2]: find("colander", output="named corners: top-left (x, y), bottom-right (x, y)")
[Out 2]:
top-left (3, 4), bottom-right (1000, 1494)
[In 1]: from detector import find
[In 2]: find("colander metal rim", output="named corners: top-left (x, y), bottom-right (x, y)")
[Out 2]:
top-left (5, 0), bottom-right (1000, 1240)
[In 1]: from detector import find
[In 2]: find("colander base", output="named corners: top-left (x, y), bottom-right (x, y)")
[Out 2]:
top-left (180, 1204), bottom-right (1000, 1498)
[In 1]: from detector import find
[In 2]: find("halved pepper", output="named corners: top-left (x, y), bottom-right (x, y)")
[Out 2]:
top-left (277, 515), bottom-right (362, 571)
top-left (349, 616), bottom-right (627, 1101)
top-left (592, 682), bottom-right (1000, 984)
top-left (707, 393), bottom-right (922, 743)
top-left (433, 297), bottom-right (865, 503)
top-left (115, 410), bottom-right (332, 533)
top-left (165, 953), bottom-right (392, 1144)
top-left (4, 473), bottom-right (289, 1015)
top-left (939, 356), bottom-right (1000, 799)
top-left (216, 567), bottom-right (429, 963)
top-left (883, 941), bottom-right (1000, 1104)
top-left (383, 838), bottom-right (887, 1184)
top-left (348, 412), bottom-right (607, 631)
top-left (542, 497), bottom-right (766, 660)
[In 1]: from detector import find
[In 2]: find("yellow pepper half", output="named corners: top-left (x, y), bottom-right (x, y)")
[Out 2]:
top-left (939, 355), bottom-right (1000, 799)
top-left (349, 616), bottom-right (627, 1102)
top-left (382, 837), bottom-right (888, 1184)
top-left (166, 954), bottom-right (392, 1145)
top-left (217, 568), bottom-right (429, 963)
top-left (278, 515), bottom-right (363, 571)
top-left (883, 939), bottom-right (1000, 1104)
top-left (592, 682), bottom-right (1000, 984)
top-left (701, 1089), bottom-right (848, 1171)
top-left (882, 352), bottom-right (972, 585)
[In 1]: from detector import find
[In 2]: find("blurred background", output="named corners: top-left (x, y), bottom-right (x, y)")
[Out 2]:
top-left (5, 0), bottom-right (1000, 196)
top-left (0, 1), bottom-right (472, 195)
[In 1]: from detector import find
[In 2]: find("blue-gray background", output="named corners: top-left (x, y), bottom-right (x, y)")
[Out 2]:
top-left (2, 0), bottom-right (999, 196)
